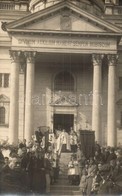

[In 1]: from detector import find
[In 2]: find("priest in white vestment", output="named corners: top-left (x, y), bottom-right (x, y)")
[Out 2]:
top-left (56, 129), bottom-right (71, 154)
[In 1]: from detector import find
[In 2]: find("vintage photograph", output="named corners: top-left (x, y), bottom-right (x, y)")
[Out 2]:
top-left (0, 0), bottom-right (122, 195)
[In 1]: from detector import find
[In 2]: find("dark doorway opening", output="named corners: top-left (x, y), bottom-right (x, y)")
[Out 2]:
top-left (53, 114), bottom-right (74, 133)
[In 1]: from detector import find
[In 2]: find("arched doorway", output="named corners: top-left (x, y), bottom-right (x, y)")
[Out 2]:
top-left (53, 113), bottom-right (74, 133)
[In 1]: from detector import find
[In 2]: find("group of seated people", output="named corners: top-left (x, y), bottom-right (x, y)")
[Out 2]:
top-left (67, 144), bottom-right (122, 195)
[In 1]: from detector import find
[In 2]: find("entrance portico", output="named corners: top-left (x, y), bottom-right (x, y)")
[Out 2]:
top-left (8, 50), bottom-right (118, 146)
top-left (7, 1), bottom-right (121, 146)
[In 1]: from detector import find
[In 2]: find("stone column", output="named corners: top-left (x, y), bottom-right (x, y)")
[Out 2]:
top-left (107, 54), bottom-right (118, 147)
top-left (92, 54), bottom-right (103, 143)
top-left (9, 51), bottom-right (20, 144)
top-left (24, 51), bottom-right (36, 142)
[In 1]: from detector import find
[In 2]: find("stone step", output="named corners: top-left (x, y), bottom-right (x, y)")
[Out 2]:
top-left (50, 152), bottom-right (79, 195)
top-left (50, 190), bottom-right (74, 195)
top-left (50, 190), bottom-right (81, 195)
top-left (51, 185), bottom-right (79, 191)
top-left (52, 180), bottom-right (69, 185)
top-left (59, 152), bottom-right (72, 175)
top-left (73, 191), bottom-right (81, 195)
top-left (60, 153), bottom-right (72, 164)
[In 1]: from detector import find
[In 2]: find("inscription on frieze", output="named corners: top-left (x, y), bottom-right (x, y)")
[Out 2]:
top-left (12, 36), bottom-right (117, 51)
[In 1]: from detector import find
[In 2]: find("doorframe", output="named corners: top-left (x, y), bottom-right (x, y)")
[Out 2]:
top-left (51, 106), bottom-right (77, 132)
top-left (53, 113), bottom-right (74, 132)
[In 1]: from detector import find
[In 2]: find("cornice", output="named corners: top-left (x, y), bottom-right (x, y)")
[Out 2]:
top-left (6, 1), bottom-right (122, 34)
top-left (7, 29), bottom-right (122, 37)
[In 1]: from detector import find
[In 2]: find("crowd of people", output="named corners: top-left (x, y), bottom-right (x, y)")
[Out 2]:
top-left (0, 127), bottom-right (121, 195)
top-left (0, 126), bottom-right (78, 195)
top-left (67, 143), bottom-right (122, 195)
top-left (0, 129), bottom-right (61, 194)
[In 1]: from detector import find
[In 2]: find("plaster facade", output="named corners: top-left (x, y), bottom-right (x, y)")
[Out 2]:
top-left (0, 0), bottom-right (122, 146)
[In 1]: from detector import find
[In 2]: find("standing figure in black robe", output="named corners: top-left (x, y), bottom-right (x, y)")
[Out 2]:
top-left (35, 127), bottom-right (44, 145)
top-left (32, 150), bottom-right (46, 194)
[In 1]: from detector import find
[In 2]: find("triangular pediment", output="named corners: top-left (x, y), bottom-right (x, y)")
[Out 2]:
top-left (50, 94), bottom-right (78, 107)
top-left (0, 94), bottom-right (10, 103)
top-left (6, 1), bottom-right (121, 34)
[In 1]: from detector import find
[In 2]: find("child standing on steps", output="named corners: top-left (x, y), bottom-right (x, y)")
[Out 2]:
top-left (67, 154), bottom-right (80, 185)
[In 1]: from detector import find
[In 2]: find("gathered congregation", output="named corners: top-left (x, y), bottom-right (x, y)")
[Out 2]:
top-left (68, 143), bottom-right (122, 195)
top-left (0, 127), bottom-right (122, 195)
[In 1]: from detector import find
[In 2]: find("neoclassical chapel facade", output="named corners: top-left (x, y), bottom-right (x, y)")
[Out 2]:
top-left (0, 0), bottom-right (122, 146)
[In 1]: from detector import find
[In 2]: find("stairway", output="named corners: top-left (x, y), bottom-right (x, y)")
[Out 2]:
top-left (50, 153), bottom-right (81, 195)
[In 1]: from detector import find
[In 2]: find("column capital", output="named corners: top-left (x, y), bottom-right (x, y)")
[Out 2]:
top-left (25, 51), bottom-right (37, 63)
top-left (9, 50), bottom-right (21, 63)
top-left (92, 54), bottom-right (104, 66)
top-left (107, 54), bottom-right (118, 66)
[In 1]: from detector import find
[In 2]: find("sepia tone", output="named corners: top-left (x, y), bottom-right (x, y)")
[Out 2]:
top-left (0, 0), bottom-right (122, 195)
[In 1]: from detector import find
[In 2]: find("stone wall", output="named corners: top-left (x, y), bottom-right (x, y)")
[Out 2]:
top-left (33, 55), bottom-right (110, 145)
top-left (0, 48), bottom-right (10, 140)
top-left (0, 51), bottom-right (122, 146)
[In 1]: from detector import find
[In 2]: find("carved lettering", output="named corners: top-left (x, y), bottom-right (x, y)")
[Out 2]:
top-left (18, 39), bottom-right (36, 45)
top-left (90, 42), bottom-right (110, 48)
top-left (17, 38), bottom-right (112, 50)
